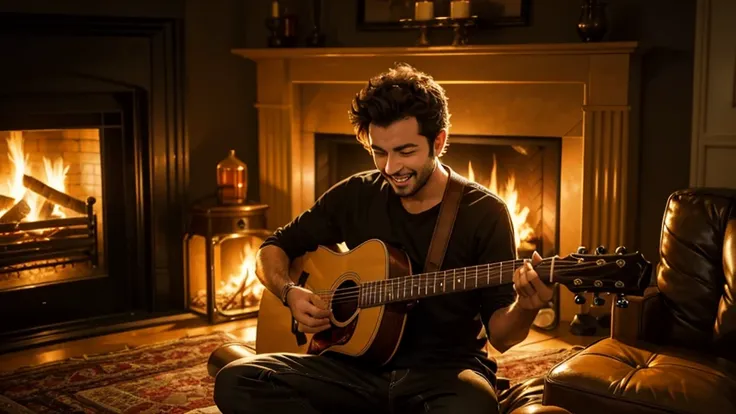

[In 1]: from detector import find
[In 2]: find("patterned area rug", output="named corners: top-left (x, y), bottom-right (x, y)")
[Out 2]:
top-left (0, 332), bottom-right (239, 414)
top-left (0, 332), bottom-right (581, 413)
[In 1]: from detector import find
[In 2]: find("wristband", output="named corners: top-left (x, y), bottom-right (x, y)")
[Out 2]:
top-left (280, 282), bottom-right (296, 307)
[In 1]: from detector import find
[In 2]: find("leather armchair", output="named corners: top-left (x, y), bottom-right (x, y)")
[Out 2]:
top-left (543, 188), bottom-right (736, 414)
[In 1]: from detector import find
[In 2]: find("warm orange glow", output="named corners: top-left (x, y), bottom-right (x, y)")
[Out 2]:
top-left (468, 156), bottom-right (535, 250)
top-left (1, 131), bottom-right (70, 220)
top-left (220, 241), bottom-right (264, 309)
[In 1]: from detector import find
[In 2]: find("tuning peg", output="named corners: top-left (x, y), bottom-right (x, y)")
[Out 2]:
top-left (574, 294), bottom-right (586, 305)
top-left (615, 246), bottom-right (628, 255)
top-left (595, 246), bottom-right (607, 255)
top-left (577, 246), bottom-right (588, 254)
top-left (615, 293), bottom-right (629, 308)
top-left (593, 293), bottom-right (606, 307)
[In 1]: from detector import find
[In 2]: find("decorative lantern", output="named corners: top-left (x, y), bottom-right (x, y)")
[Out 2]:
top-left (216, 150), bottom-right (247, 205)
top-left (184, 198), bottom-right (270, 324)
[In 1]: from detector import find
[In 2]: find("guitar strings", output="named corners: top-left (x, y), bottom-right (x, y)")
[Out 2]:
top-left (310, 261), bottom-right (607, 306)
top-left (310, 260), bottom-right (588, 298)
top-left (312, 260), bottom-right (596, 302)
top-left (308, 259), bottom-right (584, 296)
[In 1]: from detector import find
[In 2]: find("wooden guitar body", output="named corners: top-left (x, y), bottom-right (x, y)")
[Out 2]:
top-left (255, 239), bottom-right (652, 367)
top-left (255, 239), bottom-right (412, 365)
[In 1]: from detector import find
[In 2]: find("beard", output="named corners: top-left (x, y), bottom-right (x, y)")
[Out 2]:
top-left (383, 158), bottom-right (437, 198)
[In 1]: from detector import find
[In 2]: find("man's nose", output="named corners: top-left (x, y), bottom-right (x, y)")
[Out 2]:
top-left (384, 153), bottom-right (403, 175)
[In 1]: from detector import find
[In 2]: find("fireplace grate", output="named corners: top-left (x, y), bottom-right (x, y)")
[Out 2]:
top-left (0, 177), bottom-right (98, 275)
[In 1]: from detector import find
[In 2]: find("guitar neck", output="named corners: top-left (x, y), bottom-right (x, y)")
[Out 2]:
top-left (358, 258), bottom-right (541, 308)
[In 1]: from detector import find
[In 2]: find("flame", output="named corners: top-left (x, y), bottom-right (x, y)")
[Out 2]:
top-left (468, 155), bottom-right (535, 250)
top-left (220, 241), bottom-right (265, 307)
top-left (0, 131), bottom-right (70, 220)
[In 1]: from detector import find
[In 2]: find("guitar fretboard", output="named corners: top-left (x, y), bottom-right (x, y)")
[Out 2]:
top-left (358, 259), bottom-right (526, 308)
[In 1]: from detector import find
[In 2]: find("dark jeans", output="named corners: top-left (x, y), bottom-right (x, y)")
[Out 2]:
top-left (213, 352), bottom-right (499, 414)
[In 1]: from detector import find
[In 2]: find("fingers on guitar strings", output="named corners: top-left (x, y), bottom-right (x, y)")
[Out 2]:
top-left (519, 264), bottom-right (537, 297)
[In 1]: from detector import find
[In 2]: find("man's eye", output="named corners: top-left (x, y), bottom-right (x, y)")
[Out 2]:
top-left (400, 151), bottom-right (415, 156)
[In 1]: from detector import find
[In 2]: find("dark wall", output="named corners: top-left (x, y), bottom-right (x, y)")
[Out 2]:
top-left (242, 0), bottom-right (695, 262)
top-left (184, 0), bottom-right (258, 205)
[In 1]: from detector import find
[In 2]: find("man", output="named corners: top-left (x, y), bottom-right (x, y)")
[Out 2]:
top-left (214, 63), bottom-right (554, 414)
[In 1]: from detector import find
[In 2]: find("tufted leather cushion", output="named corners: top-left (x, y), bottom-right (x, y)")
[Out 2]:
top-left (657, 189), bottom-right (736, 359)
top-left (544, 338), bottom-right (736, 414)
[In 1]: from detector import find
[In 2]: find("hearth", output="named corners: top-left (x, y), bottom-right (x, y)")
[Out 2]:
top-left (315, 134), bottom-right (562, 258)
top-left (0, 13), bottom-right (187, 351)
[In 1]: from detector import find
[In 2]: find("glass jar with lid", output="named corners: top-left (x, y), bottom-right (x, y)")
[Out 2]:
top-left (216, 150), bottom-right (247, 205)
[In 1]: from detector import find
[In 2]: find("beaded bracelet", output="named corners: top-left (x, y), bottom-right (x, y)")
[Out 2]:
top-left (280, 282), bottom-right (296, 307)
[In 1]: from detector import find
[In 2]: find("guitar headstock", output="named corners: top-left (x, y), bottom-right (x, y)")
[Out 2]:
top-left (538, 245), bottom-right (652, 308)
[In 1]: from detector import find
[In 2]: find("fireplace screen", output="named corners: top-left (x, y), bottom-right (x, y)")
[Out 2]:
top-left (315, 135), bottom-right (561, 257)
top-left (184, 201), bottom-right (270, 323)
top-left (0, 128), bottom-right (103, 291)
top-left (188, 233), bottom-right (266, 318)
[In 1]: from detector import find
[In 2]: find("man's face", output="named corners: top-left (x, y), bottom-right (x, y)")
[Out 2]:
top-left (369, 117), bottom-right (442, 198)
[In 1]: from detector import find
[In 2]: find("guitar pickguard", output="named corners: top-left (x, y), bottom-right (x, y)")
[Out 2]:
top-left (309, 317), bottom-right (358, 355)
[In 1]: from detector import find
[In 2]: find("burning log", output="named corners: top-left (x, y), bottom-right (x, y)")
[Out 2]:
top-left (38, 201), bottom-right (55, 221)
top-left (0, 195), bottom-right (14, 211)
top-left (0, 200), bottom-right (31, 224)
top-left (22, 175), bottom-right (86, 216)
top-left (222, 272), bottom-right (250, 311)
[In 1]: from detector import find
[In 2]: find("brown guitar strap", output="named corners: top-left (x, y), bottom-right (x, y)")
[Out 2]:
top-left (424, 167), bottom-right (466, 274)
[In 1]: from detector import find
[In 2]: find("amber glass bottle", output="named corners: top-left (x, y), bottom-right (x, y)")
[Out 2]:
top-left (216, 150), bottom-right (247, 205)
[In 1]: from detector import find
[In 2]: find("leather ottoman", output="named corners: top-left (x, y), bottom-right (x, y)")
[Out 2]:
top-left (544, 338), bottom-right (736, 414)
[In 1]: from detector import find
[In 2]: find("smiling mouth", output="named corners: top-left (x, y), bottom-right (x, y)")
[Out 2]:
top-left (390, 174), bottom-right (412, 184)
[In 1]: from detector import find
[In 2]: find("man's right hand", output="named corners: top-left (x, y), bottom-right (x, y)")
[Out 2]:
top-left (285, 286), bottom-right (332, 333)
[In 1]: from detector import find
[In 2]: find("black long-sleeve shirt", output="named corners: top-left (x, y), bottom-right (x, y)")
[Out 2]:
top-left (261, 167), bottom-right (517, 377)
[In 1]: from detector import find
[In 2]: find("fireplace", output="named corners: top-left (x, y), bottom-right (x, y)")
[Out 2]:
top-left (315, 133), bottom-right (561, 257)
top-left (232, 42), bottom-right (640, 323)
top-left (0, 13), bottom-right (187, 351)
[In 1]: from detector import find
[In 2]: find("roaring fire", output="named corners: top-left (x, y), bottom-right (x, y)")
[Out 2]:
top-left (0, 131), bottom-right (70, 220)
top-left (220, 241), bottom-right (265, 308)
top-left (190, 239), bottom-right (265, 313)
top-left (467, 155), bottom-right (535, 250)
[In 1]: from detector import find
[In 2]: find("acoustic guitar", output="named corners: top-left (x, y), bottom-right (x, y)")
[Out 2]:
top-left (255, 239), bottom-right (651, 366)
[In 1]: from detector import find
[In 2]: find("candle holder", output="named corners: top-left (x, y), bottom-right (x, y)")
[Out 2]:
top-left (400, 16), bottom-right (477, 47)
top-left (400, 18), bottom-right (432, 46)
top-left (450, 17), bottom-right (477, 46)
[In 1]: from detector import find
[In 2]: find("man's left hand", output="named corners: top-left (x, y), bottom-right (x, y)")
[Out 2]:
top-left (513, 251), bottom-right (555, 310)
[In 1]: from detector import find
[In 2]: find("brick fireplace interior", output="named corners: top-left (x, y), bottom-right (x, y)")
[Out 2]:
top-left (0, 128), bottom-right (105, 290)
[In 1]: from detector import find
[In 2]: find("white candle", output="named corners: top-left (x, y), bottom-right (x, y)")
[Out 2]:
top-left (414, 1), bottom-right (434, 21)
top-left (451, 0), bottom-right (470, 19)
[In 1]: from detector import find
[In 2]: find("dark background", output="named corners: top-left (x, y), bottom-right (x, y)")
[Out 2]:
top-left (0, 0), bottom-right (695, 265)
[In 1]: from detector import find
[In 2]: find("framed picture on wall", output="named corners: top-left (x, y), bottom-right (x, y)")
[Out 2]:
top-left (357, 0), bottom-right (531, 30)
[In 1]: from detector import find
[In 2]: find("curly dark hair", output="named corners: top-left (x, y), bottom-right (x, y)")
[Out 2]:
top-left (348, 63), bottom-right (451, 156)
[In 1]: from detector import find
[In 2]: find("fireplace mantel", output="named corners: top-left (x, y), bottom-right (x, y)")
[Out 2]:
top-left (232, 42), bottom-right (640, 258)
top-left (232, 42), bottom-right (637, 59)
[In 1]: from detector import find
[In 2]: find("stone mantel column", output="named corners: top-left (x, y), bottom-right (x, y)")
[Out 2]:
top-left (234, 43), bottom-right (640, 253)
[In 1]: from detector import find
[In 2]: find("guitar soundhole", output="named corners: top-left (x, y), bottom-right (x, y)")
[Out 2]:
top-left (331, 280), bottom-right (359, 323)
